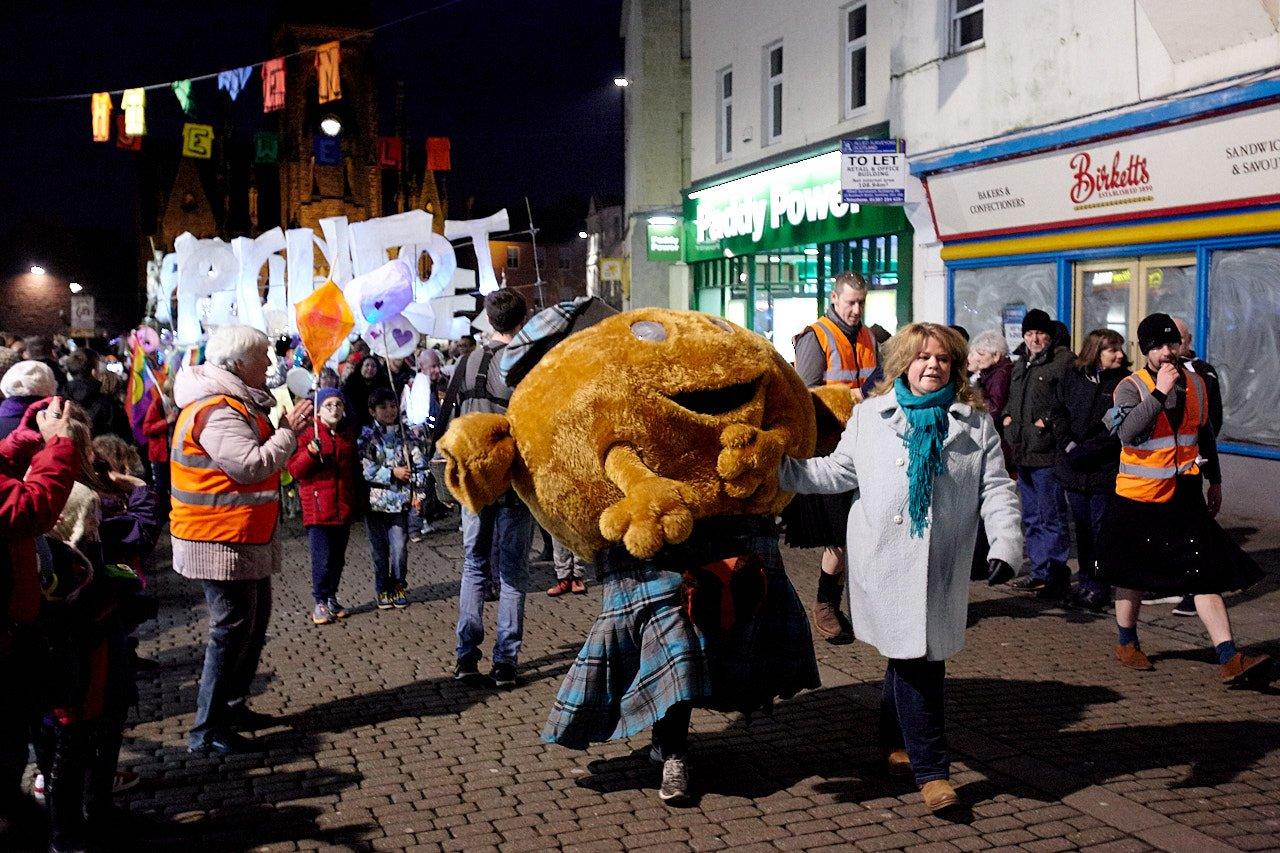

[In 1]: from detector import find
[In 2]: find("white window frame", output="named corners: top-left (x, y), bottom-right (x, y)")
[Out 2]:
top-left (949, 0), bottom-right (984, 54)
top-left (843, 1), bottom-right (868, 119)
top-left (716, 66), bottom-right (733, 161)
top-left (506, 246), bottom-right (520, 269)
top-left (763, 42), bottom-right (783, 146)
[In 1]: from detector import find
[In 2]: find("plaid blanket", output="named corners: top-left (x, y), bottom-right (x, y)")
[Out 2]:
top-left (542, 527), bottom-right (819, 748)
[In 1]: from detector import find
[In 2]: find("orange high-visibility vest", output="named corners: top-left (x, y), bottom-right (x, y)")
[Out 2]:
top-left (170, 395), bottom-right (280, 545)
top-left (1114, 369), bottom-right (1207, 504)
top-left (809, 316), bottom-right (878, 387)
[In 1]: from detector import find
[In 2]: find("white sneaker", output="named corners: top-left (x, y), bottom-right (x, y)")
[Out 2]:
top-left (658, 756), bottom-right (691, 805)
top-left (1140, 595), bottom-right (1181, 605)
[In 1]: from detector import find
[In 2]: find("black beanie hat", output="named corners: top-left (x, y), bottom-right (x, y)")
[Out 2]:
top-left (1137, 312), bottom-right (1181, 355)
top-left (1021, 308), bottom-right (1053, 335)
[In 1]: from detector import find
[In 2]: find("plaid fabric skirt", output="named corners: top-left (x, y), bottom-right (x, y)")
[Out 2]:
top-left (542, 528), bottom-right (820, 749)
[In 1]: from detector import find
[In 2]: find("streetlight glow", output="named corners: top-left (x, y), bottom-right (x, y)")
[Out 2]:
top-left (613, 77), bottom-right (630, 88)
top-left (647, 215), bottom-right (677, 226)
top-left (319, 115), bottom-right (343, 137)
top-left (578, 231), bottom-right (589, 239)
top-left (30, 265), bottom-right (46, 276)
top-left (69, 282), bottom-right (83, 293)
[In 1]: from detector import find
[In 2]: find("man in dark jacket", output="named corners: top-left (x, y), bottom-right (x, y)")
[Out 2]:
top-left (63, 351), bottom-right (133, 443)
top-left (1173, 318), bottom-right (1223, 436)
top-left (1003, 309), bottom-right (1073, 597)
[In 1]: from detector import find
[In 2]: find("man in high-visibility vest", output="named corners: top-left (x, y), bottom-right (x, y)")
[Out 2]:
top-left (791, 271), bottom-right (881, 644)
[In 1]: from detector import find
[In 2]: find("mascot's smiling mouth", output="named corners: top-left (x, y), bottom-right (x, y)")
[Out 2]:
top-left (668, 376), bottom-right (762, 416)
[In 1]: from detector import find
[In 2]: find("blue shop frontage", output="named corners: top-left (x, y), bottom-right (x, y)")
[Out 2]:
top-left (912, 77), bottom-right (1280, 519)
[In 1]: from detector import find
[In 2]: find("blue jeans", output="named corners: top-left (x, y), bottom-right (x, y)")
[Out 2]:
top-left (190, 578), bottom-right (272, 748)
top-left (1065, 489), bottom-right (1110, 596)
top-left (880, 658), bottom-right (948, 785)
top-left (1017, 465), bottom-right (1071, 583)
top-left (308, 524), bottom-right (350, 603)
top-left (365, 511), bottom-right (408, 595)
top-left (457, 496), bottom-right (533, 666)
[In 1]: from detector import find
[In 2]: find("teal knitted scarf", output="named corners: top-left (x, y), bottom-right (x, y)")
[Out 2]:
top-left (893, 377), bottom-right (955, 538)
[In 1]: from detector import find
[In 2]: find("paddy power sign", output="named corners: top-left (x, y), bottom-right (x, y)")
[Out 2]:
top-left (683, 149), bottom-right (907, 262)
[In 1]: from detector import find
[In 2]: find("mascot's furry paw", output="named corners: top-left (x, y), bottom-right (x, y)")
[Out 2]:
top-left (599, 477), bottom-right (696, 559)
top-left (717, 423), bottom-right (788, 507)
top-left (810, 385), bottom-right (857, 456)
top-left (438, 413), bottom-right (516, 513)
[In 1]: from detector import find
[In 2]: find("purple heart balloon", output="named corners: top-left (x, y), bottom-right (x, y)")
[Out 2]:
top-left (392, 327), bottom-right (414, 348)
top-left (356, 259), bottom-right (414, 324)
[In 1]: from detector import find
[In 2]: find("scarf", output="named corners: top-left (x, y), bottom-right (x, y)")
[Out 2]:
top-left (893, 377), bottom-right (955, 538)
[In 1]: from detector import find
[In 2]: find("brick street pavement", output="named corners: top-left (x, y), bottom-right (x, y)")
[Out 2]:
top-left (103, 510), bottom-right (1279, 852)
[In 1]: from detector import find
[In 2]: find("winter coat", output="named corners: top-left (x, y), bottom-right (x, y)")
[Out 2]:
top-left (975, 356), bottom-right (1013, 423)
top-left (1052, 365), bottom-right (1128, 493)
top-left (169, 365), bottom-right (296, 582)
top-left (0, 395), bottom-right (41, 442)
top-left (779, 392), bottom-right (1023, 661)
top-left (358, 421), bottom-right (428, 514)
top-left (141, 392), bottom-right (172, 464)
top-left (0, 424), bottom-right (78, 633)
top-left (287, 422), bottom-right (359, 526)
top-left (64, 376), bottom-right (134, 444)
top-left (98, 481), bottom-right (162, 566)
top-left (1005, 344), bottom-right (1073, 468)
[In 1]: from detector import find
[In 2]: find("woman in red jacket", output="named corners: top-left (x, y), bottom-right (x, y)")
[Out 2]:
top-left (141, 373), bottom-right (175, 504)
top-left (287, 388), bottom-right (358, 625)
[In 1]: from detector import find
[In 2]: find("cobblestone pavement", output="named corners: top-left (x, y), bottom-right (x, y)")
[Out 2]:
top-left (100, 510), bottom-right (1280, 851)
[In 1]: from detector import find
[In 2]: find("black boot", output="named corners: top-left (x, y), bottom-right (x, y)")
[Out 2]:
top-left (45, 723), bottom-right (88, 853)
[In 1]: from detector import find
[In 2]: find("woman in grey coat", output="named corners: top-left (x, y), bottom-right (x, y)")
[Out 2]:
top-left (779, 323), bottom-right (1023, 812)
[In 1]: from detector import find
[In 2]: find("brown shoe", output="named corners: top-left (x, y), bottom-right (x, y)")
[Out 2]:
top-left (885, 749), bottom-right (912, 777)
top-left (920, 779), bottom-right (959, 812)
top-left (1116, 643), bottom-right (1154, 671)
top-left (1220, 651), bottom-right (1272, 685)
top-left (570, 579), bottom-right (587, 594)
top-left (812, 602), bottom-right (853, 644)
top-left (546, 579), bottom-right (572, 597)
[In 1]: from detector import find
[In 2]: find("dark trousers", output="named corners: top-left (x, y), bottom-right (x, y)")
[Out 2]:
top-left (1018, 465), bottom-right (1071, 584)
top-left (150, 459), bottom-right (171, 508)
top-left (1065, 489), bottom-right (1110, 596)
top-left (308, 524), bottom-right (351, 604)
top-left (879, 658), bottom-right (948, 785)
top-left (190, 578), bottom-right (272, 749)
top-left (0, 646), bottom-right (41, 807)
top-left (651, 702), bottom-right (692, 760)
top-left (365, 511), bottom-right (408, 595)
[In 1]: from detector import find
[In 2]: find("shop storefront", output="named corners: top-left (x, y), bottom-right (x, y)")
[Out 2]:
top-left (683, 142), bottom-right (912, 363)
top-left (913, 78), bottom-right (1280, 507)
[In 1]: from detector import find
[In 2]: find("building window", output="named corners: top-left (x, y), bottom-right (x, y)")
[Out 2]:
top-left (950, 0), bottom-right (984, 53)
top-left (506, 246), bottom-right (520, 269)
top-left (844, 2), bottom-right (867, 116)
top-left (680, 0), bottom-right (692, 60)
top-left (764, 43), bottom-right (783, 145)
top-left (716, 67), bottom-right (733, 161)
top-left (1209, 246), bottom-right (1280, 449)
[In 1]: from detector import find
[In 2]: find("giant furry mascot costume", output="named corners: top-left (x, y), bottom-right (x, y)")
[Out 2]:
top-left (439, 306), bottom-right (852, 804)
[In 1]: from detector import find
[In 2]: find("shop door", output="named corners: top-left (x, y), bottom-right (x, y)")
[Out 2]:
top-left (1073, 255), bottom-right (1195, 363)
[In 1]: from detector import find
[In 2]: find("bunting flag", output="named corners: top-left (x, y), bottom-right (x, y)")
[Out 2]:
top-left (126, 341), bottom-right (158, 446)
top-left (315, 41), bottom-right (342, 103)
top-left (314, 135), bottom-right (342, 166)
top-left (378, 137), bottom-right (403, 169)
top-left (217, 66), bottom-right (254, 101)
top-left (254, 131), bottom-right (279, 164)
top-left (91, 92), bottom-right (112, 142)
top-left (121, 87), bottom-right (146, 136)
top-left (426, 136), bottom-right (451, 171)
top-left (262, 57), bottom-right (286, 112)
top-left (171, 79), bottom-right (193, 114)
top-left (182, 123), bottom-right (214, 159)
top-left (115, 114), bottom-right (141, 151)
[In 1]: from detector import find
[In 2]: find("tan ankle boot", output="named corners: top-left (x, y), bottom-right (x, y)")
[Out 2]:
top-left (920, 779), bottom-right (959, 812)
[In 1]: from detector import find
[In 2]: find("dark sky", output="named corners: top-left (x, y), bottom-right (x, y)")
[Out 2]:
top-left (0, 0), bottom-right (624, 260)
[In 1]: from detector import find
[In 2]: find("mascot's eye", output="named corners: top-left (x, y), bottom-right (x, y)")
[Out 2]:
top-left (709, 318), bottom-right (735, 333)
top-left (630, 321), bottom-right (668, 342)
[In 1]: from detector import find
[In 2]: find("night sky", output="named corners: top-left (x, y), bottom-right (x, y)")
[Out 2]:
top-left (0, 0), bottom-right (624, 277)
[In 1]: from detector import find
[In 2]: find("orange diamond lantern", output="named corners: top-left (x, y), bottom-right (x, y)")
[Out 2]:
top-left (295, 281), bottom-right (354, 373)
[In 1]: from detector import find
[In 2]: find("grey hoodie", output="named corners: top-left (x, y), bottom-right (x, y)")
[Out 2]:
top-left (171, 364), bottom-right (297, 581)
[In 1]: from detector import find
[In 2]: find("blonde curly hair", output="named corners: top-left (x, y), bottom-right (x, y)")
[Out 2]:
top-left (868, 322), bottom-right (985, 410)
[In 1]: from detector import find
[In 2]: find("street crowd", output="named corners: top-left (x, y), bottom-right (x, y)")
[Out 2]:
top-left (0, 274), bottom-right (1272, 850)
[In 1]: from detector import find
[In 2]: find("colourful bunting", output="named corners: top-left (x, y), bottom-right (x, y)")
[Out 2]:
top-left (427, 137), bottom-right (451, 171)
top-left (115, 114), bottom-right (141, 151)
top-left (217, 66), bottom-right (254, 101)
top-left (254, 131), bottom-right (279, 164)
top-left (182, 123), bottom-right (214, 159)
top-left (262, 57), bottom-right (286, 112)
top-left (121, 87), bottom-right (146, 136)
top-left (315, 41), bottom-right (342, 104)
top-left (314, 135), bottom-right (342, 165)
top-left (91, 92), bottom-right (112, 142)
top-left (378, 137), bottom-right (403, 169)
top-left (171, 79), bottom-right (193, 114)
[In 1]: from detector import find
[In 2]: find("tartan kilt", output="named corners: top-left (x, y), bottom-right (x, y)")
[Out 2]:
top-left (542, 533), bottom-right (820, 748)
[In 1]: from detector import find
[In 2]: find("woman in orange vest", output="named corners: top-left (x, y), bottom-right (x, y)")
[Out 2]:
top-left (171, 325), bottom-right (313, 754)
top-left (1097, 313), bottom-right (1268, 686)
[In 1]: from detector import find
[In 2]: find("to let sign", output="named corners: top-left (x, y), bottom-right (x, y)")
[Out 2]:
top-left (841, 138), bottom-right (907, 204)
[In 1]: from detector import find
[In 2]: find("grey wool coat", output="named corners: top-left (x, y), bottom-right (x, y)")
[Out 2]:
top-left (779, 392), bottom-right (1023, 661)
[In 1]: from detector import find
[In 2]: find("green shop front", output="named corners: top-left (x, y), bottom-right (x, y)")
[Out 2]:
top-left (683, 145), bottom-right (912, 363)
